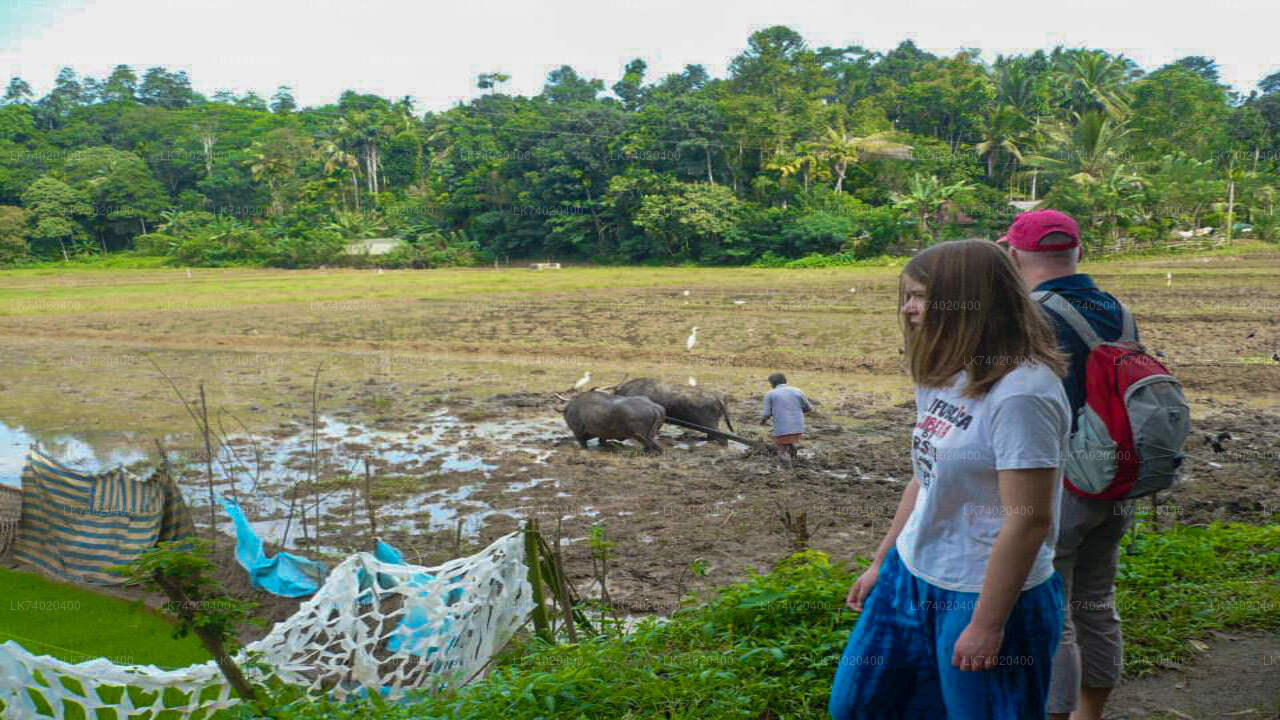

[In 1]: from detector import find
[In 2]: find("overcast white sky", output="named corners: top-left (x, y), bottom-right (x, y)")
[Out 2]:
top-left (2, 0), bottom-right (1277, 112)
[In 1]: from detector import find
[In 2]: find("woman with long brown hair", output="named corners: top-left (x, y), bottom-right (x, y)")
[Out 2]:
top-left (828, 240), bottom-right (1070, 719)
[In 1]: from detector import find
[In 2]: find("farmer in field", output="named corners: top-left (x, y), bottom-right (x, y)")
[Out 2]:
top-left (998, 210), bottom-right (1138, 720)
top-left (829, 240), bottom-right (1070, 719)
top-left (760, 372), bottom-right (812, 468)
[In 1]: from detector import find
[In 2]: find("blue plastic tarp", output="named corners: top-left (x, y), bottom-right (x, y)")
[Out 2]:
top-left (358, 539), bottom-right (466, 656)
top-left (218, 495), bottom-right (328, 598)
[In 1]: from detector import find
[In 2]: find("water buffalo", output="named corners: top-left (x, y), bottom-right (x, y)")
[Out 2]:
top-left (614, 378), bottom-right (734, 442)
top-left (563, 391), bottom-right (665, 453)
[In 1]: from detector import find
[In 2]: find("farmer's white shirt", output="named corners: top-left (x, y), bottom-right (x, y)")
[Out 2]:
top-left (895, 362), bottom-right (1070, 593)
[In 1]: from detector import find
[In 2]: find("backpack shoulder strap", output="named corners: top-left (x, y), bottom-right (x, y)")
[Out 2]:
top-left (1117, 301), bottom-right (1136, 344)
top-left (1032, 290), bottom-right (1103, 349)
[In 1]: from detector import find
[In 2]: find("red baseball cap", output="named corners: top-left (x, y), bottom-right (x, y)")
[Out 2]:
top-left (998, 210), bottom-right (1080, 251)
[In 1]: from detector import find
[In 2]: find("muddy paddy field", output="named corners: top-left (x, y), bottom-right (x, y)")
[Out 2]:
top-left (1, 252), bottom-right (1278, 688)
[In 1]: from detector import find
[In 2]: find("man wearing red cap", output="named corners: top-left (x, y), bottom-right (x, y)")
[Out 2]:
top-left (998, 210), bottom-right (1136, 720)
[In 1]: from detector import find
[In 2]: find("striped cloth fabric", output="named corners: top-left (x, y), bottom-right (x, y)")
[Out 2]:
top-left (0, 484), bottom-right (19, 555)
top-left (12, 448), bottom-right (194, 585)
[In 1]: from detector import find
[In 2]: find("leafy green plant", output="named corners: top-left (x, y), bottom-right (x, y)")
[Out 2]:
top-left (265, 228), bottom-right (345, 268)
top-left (170, 218), bottom-right (268, 267)
top-left (151, 522), bottom-right (1280, 719)
top-left (326, 210), bottom-right (388, 239)
top-left (133, 231), bottom-right (181, 256)
top-left (233, 549), bottom-right (860, 720)
top-left (1116, 521), bottom-right (1280, 676)
top-left (375, 229), bottom-right (482, 269)
top-left (0, 204), bottom-right (29, 265)
top-left (116, 539), bottom-right (262, 706)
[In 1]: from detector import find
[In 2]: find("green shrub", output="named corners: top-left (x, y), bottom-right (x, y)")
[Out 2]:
top-left (780, 211), bottom-right (857, 256)
top-left (159, 210), bottom-right (219, 237)
top-left (237, 549), bottom-right (861, 720)
top-left (752, 252), bottom-right (908, 269)
top-left (265, 229), bottom-right (346, 268)
top-left (166, 523), bottom-right (1280, 718)
top-left (377, 230), bottom-right (482, 269)
top-left (749, 250), bottom-right (790, 268)
top-left (1117, 521), bottom-right (1280, 676)
top-left (0, 205), bottom-right (28, 266)
top-left (170, 220), bottom-right (267, 267)
top-left (1124, 226), bottom-right (1160, 245)
top-left (786, 251), bottom-right (862, 268)
top-left (1251, 213), bottom-right (1279, 242)
top-left (133, 232), bottom-right (180, 256)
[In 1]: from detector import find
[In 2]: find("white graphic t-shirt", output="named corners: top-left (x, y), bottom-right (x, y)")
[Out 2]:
top-left (895, 362), bottom-right (1070, 593)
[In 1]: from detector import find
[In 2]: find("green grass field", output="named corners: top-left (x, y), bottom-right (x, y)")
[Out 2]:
top-left (0, 567), bottom-right (209, 669)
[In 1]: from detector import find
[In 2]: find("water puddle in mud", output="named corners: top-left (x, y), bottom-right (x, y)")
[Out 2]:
top-left (0, 422), bottom-right (150, 487)
top-left (0, 414), bottom-right (568, 548)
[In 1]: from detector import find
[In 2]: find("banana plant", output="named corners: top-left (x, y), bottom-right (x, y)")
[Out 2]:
top-left (891, 173), bottom-right (974, 250)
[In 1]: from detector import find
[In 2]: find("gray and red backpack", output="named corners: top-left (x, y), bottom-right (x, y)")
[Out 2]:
top-left (1033, 291), bottom-right (1191, 500)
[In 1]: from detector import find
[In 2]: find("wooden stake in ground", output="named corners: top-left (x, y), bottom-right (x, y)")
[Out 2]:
top-left (363, 458), bottom-right (377, 539)
top-left (282, 483), bottom-right (296, 547)
top-left (153, 438), bottom-right (171, 479)
top-left (523, 520), bottom-right (553, 644)
top-left (550, 535), bottom-right (578, 643)
top-left (198, 383), bottom-right (217, 551)
top-left (310, 363), bottom-right (323, 548)
top-left (780, 508), bottom-right (810, 552)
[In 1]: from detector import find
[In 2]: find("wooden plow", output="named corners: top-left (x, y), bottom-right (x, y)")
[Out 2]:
top-left (661, 416), bottom-right (763, 447)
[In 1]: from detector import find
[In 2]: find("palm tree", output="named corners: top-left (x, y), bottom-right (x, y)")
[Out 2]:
top-left (975, 105), bottom-right (1029, 179)
top-left (1148, 153), bottom-right (1219, 229)
top-left (192, 121), bottom-right (217, 177)
top-left (992, 62), bottom-right (1038, 116)
top-left (1222, 155), bottom-right (1247, 245)
top-left (390, 100), bottom-right (428, 186)
top-left (1023, 110), bottom-right (1134, 185)
top-left (326, 210), bottom-right (387, 239)
top-left (818, 121), bottom-right (912, 193)
top-left (248, 143), bottom-right (291, 216)
top-left (338, 110), bottom-right (392, 197)
top-left (320, 140), bottom-right (362, 211)
top-left (1250, 184), bottom-right (1278, 240)
top-left (892, 173), bottom-right (974, 250)
top-left (1055, 50), bottom-right (1132, 119)
top-left (765, 142), bottom-right (828, 193)
top-left (1095, 165), bottom-right (1146, 243)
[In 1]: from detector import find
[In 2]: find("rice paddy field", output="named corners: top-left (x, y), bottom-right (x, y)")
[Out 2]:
top-left (0, 245), bottom-right (1278, 717)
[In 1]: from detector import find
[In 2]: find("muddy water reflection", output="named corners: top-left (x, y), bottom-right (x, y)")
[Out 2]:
top-left (0, 414), bottom-right (568, 549)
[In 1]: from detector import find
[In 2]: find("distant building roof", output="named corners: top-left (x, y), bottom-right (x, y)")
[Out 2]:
top-left (344, 238), bottom-right (404, 255)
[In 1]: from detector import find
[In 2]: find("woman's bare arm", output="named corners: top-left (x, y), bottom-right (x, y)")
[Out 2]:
top-left (952, 466), bottom-right (1057, 670)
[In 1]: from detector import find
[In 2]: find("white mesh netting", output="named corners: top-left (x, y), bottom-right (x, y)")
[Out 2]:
top-left (0, 531), bottom-right (534, 719)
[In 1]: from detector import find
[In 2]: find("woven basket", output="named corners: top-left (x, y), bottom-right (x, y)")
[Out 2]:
top-left (0, 483), bottom-right (20, 556)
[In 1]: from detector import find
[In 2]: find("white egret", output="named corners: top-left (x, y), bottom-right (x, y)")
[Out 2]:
top-left (732, 300), bottom-right (746, 305)
top-left (686, 327), bottom-right (699, 351)
top-left (688, 376), bottom-right (697, 386)
top-left (682, 290), bottom-right (690, 297)
top-left (1166, 272), bottom-right (1172, 287)
top-left (185, 269), bottom-right (192, 279)
top-left (573, 371), bottom-right (591, 390)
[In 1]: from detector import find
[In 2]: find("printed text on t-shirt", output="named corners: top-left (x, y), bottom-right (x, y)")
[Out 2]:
top-left (912, 397), bottom-right (975, 488)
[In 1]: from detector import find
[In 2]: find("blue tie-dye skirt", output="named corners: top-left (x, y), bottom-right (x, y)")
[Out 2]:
top-left (828, 547), bottom-right (1064, 719)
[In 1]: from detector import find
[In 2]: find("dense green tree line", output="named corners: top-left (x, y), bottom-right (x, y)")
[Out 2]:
top-left (1, 29), bottom-right (1278, 267)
